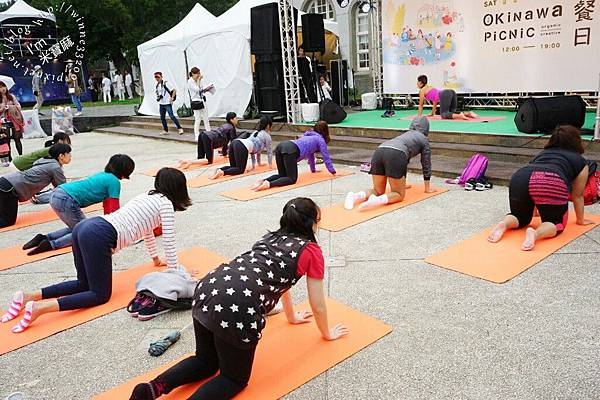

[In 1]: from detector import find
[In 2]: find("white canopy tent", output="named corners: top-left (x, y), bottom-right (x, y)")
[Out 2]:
top-left (137, 0), bottom-right (339, 118)
top-left (0, 0), bottom-right (56, 23)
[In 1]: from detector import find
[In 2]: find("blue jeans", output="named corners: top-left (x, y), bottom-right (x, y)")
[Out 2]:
top-left (47, 187), bottom-right (86, 249)
top-left (159, 104), bottom-right (182, 131)
top-left (71, 94), bottom-right (82, 112)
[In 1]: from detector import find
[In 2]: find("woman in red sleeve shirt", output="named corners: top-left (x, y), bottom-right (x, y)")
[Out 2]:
top-left (131, 197), bottom-right (349, 400)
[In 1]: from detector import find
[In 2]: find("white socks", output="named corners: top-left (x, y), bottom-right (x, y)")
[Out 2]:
top-left (344, 191), bottom-right (367, 210)
top-left (358, 194), bottom-right (389, 210)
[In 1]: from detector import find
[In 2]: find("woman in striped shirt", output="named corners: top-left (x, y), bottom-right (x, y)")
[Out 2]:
top-left (1, 168), bottom-right (192, 333)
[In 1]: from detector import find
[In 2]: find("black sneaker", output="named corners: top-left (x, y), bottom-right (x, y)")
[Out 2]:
top-left (137, 298), bottom-right (171, 321)
top-left (127, 293), bottom-right (152, 318)
top-left (464, 178), bottom-right (477, 191)
top-left (475, 178), bottom-right (493, 191)
top-left (23, 234), bottom-right (47, 250)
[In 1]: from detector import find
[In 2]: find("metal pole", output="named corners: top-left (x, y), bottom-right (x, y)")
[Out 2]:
top-left (595, 72), bottom-right (600, 141)
top-left (278, 0), bottom-right (301, 124)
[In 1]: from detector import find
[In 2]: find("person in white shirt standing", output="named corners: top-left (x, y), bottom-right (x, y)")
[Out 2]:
top-left (124, 69), bottom-right (134, 99)
top-left (101, 73), bottom-right (112, 103)
top-left (155, 71), bottom-right (184, 135)
top-left (187, 67), bottom-right (211, 141)
top-left (115, 70), bottom-right (125, 101)
top-left (317, 74), bottom-right (332, 102)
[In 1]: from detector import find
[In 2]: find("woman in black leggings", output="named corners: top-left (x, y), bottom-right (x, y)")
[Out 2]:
top-left (252, 121), bottom-right (336, 191)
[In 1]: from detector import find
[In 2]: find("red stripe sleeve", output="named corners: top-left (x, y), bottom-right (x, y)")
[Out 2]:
top-left (296, 243), bottom-right (325, 279)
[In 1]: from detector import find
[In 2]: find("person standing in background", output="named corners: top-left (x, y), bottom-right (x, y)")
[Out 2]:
top-left (88, 74), bottom-right (98, 102)
top-left (66, 70), bottom-right (83, 116)
top-left (154, 72), bottom-right (184, 135)
top-left (115, 71), bottom-right (125, 101)
top-left (187, 67), bottom-right (211, 141)
top-left (101, 73), bottom-right (112, 103)
top-left (31, 65), bottom-right (46, 114)
top-left (124, 70), bottom-right (134, 100)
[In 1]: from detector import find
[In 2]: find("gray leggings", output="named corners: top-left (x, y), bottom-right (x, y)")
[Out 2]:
top-left (439, 89), bottom-right (457, 119)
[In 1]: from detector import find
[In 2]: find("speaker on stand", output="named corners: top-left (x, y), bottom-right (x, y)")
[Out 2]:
top-left (330, 59), bottom-right (349, 106)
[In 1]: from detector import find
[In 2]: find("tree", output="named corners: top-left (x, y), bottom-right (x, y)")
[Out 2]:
top-left (23, 0), bottom-right (238, 68)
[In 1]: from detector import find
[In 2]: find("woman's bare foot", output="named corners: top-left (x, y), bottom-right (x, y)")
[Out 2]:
top-left (465, 111), bottom-right (479, 118)
top-left (521, 227), bottom-right (536, 251)
top-left (456, 113), bottom-right (469, 120)
top-left (177, 161), bottom-right (191, 171)
top-left (250, 180), bottom-right (264, 191)
top-left (487, 222), bottom-right (507, 243)
top-left (208, 169), bottom-right (224, 180)
top-left (254, 181), bottom-right (271, 191)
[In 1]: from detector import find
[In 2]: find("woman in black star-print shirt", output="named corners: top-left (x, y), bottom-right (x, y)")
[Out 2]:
top-left (131, 197), bottom-right (349, 400)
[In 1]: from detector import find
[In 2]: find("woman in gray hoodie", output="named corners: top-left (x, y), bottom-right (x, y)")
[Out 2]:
top-left (344, 116), bottom-right (436, 210)
top-left (0, 144), bottom-right (71, 227)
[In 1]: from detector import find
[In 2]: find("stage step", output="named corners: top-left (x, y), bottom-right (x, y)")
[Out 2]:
top-left (95, 125), bottom-right (536, 186)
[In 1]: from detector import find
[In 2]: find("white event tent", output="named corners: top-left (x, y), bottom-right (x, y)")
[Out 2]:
top-left (137, 0), bottom-right (339, 118)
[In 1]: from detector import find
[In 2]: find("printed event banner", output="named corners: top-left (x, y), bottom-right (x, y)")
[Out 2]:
top-left (382, 0), bottom-right (600, 93)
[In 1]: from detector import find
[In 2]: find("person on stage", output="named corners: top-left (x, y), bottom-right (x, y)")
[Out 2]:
top-left (297, 46), bottom-right (316, 103)
top-left (417, 75), bottom-right (478, 120)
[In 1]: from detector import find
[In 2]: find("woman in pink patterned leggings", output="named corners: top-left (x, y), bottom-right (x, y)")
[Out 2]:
top-left (488, 125), bottom-right (593, 250)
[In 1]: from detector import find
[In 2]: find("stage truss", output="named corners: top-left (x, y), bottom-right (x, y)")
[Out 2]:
top-left (278, 0), bottom-right (301, 123)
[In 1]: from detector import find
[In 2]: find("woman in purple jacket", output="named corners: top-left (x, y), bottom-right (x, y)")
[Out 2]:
top-left (252, 121), bottom-right (336, 191)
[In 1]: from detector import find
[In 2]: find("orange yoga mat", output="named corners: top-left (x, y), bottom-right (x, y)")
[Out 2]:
top-left (93, 299), bottom-right (392, 400)
top-left (141, 157), bottom-right (229, 177)
top-left (187, 165), bottom-right (275, 188)
top-left (320, 185), bottom-right (448, 232)
top-left (220, 170), bottom-right (354, 201)
top-left (0, 247), bottom-right (227, 355)
top-left (0, 245), bottom-right (73, 272)
top-left (425, 212), bottom-right (600, 284)
top-left (0, 204), bottom-right (103, 234)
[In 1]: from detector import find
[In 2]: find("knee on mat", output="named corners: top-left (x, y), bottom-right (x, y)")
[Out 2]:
top-left (511, 214), bottom-right (532, 229)
top-left (94, 291), bottom-right (112, 306)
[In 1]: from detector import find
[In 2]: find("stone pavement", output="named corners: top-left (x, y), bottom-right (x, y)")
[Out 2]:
top-left (37, 103), bottom-right (138, 120)
top-left (0, 132), bottom-right (599, 399)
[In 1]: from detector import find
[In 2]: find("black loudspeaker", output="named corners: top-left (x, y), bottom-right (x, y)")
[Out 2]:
top-left (301, 13), bottom-right (325, 53)
top-left (251, 4), bottom-right (281, 54)
top-left (514, 96), bottom-right (586, 134)
top-left (330, 59), bottom-right (349, 107)
top-left (320, 99), bottom-right (347, 124)
top-left (254, 54), bottom-right (285, 115)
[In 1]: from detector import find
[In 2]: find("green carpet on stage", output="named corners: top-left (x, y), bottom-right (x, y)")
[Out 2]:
top-left (299, 110), bottom-right (596, 139)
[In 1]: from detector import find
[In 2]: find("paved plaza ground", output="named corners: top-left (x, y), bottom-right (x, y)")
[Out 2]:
top-left (1, 132), bottom-right (599, 399)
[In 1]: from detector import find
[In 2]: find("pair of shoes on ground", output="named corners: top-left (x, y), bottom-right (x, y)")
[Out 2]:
top-left (127, 293), bottom-right (171, 321)
top-left (160, 129), bottom-right (185, 135)
top-left (464, 177), bottom-right (493, 191)
top-left (22, 234), bottom-right (52, 255)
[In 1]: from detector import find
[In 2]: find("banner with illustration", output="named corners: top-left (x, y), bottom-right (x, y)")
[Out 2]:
top-left (382, 0), bottom-right (600, 93)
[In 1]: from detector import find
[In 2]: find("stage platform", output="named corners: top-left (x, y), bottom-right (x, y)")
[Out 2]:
top-left (301, 109), bottom-right (597, 139)
top-left (94, 109), bottom-right (599, 186)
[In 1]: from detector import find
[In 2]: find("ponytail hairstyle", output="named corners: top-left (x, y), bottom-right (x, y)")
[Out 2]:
top-left (312, 120), bottom-right (331, 144)
top-left (47, 143), bottom-right (71, 160)
top-left (189, 66), bottom-right (200, 78)
top-left (150, 167), bottom-right (192, 211)
top-left (277, 197), bottom-right (320, 242)
top-left (256, 114), bottom-right (273, 134)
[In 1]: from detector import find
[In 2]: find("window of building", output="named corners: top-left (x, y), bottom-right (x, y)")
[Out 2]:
top-left (356, 13), bottom-right (370, 70)
top-left (306, 0), bottom-right (336, 21)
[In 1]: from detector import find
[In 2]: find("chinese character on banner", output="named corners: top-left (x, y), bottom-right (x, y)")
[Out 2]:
top-left (48, 43), bottom-right (63, 57)
top-left (575, 0), bottom-right (596, 22)
top-left (574, 27), bottom-right (592, 45)
top-left (38, 50), bottom-right (52, 65)
top-left (59, 36), bottom-right (74, 52)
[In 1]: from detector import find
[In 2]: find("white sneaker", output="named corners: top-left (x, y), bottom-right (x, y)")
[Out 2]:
top-left (160, 131), bottom-right (169, 135)
top-left (178, 128), bottom-right (184, 135)
top-left (75, 112), bottom-right (82, 116)
top-left (344, 192), bottom-right (356, 210)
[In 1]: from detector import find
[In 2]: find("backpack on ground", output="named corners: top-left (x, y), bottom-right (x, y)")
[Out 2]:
top-left (446, 153), bottom-right (489, 185)
top-left (568, 161), bottom-right (599, 205)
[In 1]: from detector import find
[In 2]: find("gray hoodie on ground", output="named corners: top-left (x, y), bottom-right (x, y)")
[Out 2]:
top-left (378, 116), bottom-right (432, 180)
top-left (4, 158), bottom-right (65, 201)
